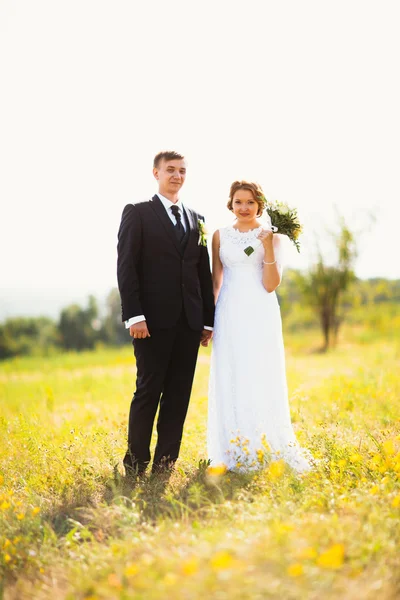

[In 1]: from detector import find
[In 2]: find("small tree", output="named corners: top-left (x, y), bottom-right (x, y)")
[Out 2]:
top-left (58, 295), bottom-right (100, 351)
top-left (297, 217), bottom-right (357, 351)
top-left (0, 317), bottom-right (59, 359)
top-left (101, 288), bottom-right (128, 346)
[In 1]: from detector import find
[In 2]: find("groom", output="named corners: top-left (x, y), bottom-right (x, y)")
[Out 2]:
top-left (117, 150), bottom-right (215, 477)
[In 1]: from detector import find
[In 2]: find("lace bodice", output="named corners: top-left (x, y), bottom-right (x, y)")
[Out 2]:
top-left (219, 226), bottom-right (263, 267)
top-left (222, 225), bottom-right (263, 246)
top-left (219, 226), bottom-right (283, 282)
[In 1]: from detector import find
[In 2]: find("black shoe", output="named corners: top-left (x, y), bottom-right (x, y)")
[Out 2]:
top-left (123, 449), bottom-right (148, 477)
top-left (151, 458), bottom-right (175, 476)
top-left (123, 458), bottom-right (147, 478)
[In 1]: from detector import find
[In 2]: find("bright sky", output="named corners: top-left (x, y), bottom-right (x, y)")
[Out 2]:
top-left (0, 1), bottom-right (399, 317)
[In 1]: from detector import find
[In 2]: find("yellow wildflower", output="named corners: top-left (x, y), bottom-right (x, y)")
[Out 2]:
top-left (287, 563), bottom-right (303, 577)
top-left (124, 563), bottom-right (139, 577)
top-left (1, 501), bottom-right (10, 511)
top-left (3, 539), bottom-right (11, 549)
top-left (207, 464), bottom-right (227, 477)
top-left (210, 551), bottom-right (234, 571)
top-left (182, 557), bottom-right (199, 576)
top-left (16, 513), bottom-right (25, 520)
top-left (369, 485), bottom-right (379, 495)
top-left (392, 495), bottom-right (400, 508)
top-left (4, 554), bottom-right (12, 563)
top-left (350, 454), bottom-right (363, 463)
top-left (275, 523), bottom-right (293, 535)
top-left (370, 455), bottom-right (381, 469)
top-left (268, 460), bottom-right (285, 480)
top-left (32, 507), bottom-right (41, 516)
top-left (261, 434), bottom-right (270, 451)
top-left (0, 475), bottom-right (3, 485)
top-left (110, 543), bottom-right (120, 555)
top-left (382, 440), bottom-right (395, 456)
top-left (338, 459), bottom-right (347, 469)
top-left (317, 544), bottom-right (345, 569)
top-left (297, 546), bottom-right (317, 560)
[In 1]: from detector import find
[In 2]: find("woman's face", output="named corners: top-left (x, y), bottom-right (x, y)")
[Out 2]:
top-left (231, 189), bottom-right (259, 222)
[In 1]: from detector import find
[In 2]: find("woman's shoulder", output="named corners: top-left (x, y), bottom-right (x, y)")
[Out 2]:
top-left (212, 229), bottom-right (221, 242)
top-left (213, 226), bottom-right (232, 235)
top-left (213, 226), bottom-right (233, 240)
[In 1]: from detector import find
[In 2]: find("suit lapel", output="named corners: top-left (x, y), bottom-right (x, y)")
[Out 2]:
top-left (184, 207), bottom-right (197, 233)
top-left (150, 195), bottom-right (182, 255)
top-left (181, 207), bottom-right (191, 250)
top-left (183, 207), bottom-right (199, 255)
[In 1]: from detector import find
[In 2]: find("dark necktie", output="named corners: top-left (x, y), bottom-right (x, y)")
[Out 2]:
top-left (171, 205), bottom-right (185, 242)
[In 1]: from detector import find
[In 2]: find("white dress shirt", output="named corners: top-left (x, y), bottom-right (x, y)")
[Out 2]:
top-left (157, 193), bottom-right (187, 230)
top-left (125, 193), bottom-right (213, 331)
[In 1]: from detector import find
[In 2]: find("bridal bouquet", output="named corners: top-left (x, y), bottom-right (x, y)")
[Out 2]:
top-left (244, 198), bottom-right (302, 256)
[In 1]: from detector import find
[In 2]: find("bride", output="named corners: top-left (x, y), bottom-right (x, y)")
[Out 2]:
top-left (207, 180), bottom-right (312, 473)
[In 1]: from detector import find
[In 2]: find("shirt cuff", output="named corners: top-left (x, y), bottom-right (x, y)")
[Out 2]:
top-left (125, 315), bottom-right (146, 329)
top-left (204, 326), bottom-right (213, 331)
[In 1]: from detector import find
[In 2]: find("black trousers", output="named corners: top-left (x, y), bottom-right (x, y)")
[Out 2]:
top-left (123, 312), bottom-right (201, 474)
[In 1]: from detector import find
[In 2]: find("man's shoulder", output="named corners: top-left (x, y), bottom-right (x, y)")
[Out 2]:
top-left (122, 198), bottom-right (157, 214)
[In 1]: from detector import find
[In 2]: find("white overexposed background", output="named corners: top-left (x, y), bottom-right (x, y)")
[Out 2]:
top-left (0, 0), bottom-right (398, 318)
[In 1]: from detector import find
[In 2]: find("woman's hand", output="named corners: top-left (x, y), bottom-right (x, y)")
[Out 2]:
top-left (258, 229), bottom-right (274, 250)
top-left (200, 329), bottom-right (213, 347)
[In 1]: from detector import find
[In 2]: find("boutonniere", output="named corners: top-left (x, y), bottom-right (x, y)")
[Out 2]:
top-left (198, 219), bottom-right (208, 246)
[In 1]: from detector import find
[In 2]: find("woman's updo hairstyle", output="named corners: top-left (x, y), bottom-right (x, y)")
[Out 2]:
top-left (227, 181), bottom-right (265, 217)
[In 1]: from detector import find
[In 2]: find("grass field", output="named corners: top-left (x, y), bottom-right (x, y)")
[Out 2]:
top-left (1, 331), bottom-right (400, 599)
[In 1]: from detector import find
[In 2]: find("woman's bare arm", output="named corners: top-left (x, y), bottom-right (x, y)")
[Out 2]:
top-left (212, 230), bottom-right (224, 302)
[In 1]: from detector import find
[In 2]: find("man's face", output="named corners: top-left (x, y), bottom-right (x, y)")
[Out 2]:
top-left (153, 159), bottom-right (187, 196)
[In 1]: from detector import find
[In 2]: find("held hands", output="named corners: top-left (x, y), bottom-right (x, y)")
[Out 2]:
top-left (200, 329), bottom-right (213, 347)
top-left (129, 323), bottom-right (212, 345)
top-left (129, 321), bottom-right (151, 339)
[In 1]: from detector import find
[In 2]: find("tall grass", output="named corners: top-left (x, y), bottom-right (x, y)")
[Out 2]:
top-left (1, 331), bottom-right (399, 599)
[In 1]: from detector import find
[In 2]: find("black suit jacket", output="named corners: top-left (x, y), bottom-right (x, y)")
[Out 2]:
top-left (117, 195), bottom-right (215, 331)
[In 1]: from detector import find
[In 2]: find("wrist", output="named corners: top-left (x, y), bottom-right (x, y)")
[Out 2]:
top-left (263, 249), bottom-right (275, 260)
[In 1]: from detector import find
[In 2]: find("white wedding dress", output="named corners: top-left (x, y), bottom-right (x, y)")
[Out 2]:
top-left (207, 226), bottom-right (312, 473)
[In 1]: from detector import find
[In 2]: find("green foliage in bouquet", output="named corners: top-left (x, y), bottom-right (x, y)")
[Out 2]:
top-left (263, 197), bottom-right (302, 253)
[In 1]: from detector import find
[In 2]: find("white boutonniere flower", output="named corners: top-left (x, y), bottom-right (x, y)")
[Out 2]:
top-left (198, 219), bottom-right (208, 246)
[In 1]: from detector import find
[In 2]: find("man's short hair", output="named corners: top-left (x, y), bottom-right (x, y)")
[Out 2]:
top-left (153, 150), bottom-right (185, 169)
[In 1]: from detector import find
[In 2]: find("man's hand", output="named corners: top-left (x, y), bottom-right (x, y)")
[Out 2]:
top-left (129, 321), bottom-right (151, 339)
top-left (200, 329), bottom-right (213, 347)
